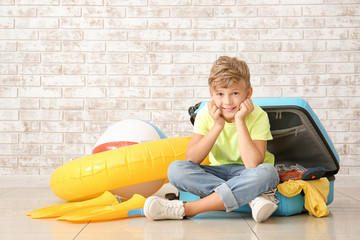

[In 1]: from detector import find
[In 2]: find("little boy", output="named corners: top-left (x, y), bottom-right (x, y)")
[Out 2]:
top-left (144, 56), bottom-right (280, 223)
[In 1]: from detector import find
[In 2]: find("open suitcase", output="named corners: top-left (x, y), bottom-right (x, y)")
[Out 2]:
top-left (180, 98), bottom-right (340, 216)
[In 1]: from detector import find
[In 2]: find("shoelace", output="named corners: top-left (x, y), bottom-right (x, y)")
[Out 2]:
top-left (263, 188), bottom-right (279, 204)
top-left (161, 201), bottom-right (184, 217)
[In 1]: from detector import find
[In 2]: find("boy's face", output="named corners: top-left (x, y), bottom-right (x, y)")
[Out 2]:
top-left (210, 82), bottom-right (253, 123)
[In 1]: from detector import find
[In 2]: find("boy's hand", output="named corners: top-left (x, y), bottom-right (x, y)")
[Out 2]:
top-left (235, 98), bottom-right (254, 122)
top-left (208, 101), bottom-right (225, 128)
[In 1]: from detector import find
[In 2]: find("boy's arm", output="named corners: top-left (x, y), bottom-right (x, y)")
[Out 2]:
top-left (186, 101), bottom-right (224, 164)
top-left (235, 99), bottom-right (267, 168)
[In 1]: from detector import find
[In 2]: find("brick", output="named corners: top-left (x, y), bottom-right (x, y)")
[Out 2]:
top-left (249, 64), bottom-right (282, 75)
top-left (88, 76), bottom-right (129, 87)
top-left (0, 133), bottom-right (17, 143)
top-left (238, 18), bottom-right (280, 29)
top-left (148, 19), bottom-right (191, 29)
top-left (0, 30), bottom-right (37, 40)
top-left (0, 7), bottom-right (36, 17)
top-left (303, 5), bottom-right (347, 16)
top-left (84, 30), bottom-right (126, 41)
top-left (42, 75), bottom-right (85, 86)
top-left (304, 29), bottom-right (347, 40)
top-left (107, 64), bottom-right (149, 75)
top-left (40, 99), bottom-right (84, 110)
top-left (0, 121), bottom-right (39, 132)
top-left (0, 41), bottom-right (16, 51)
top-left (16, 0), bottom-right (59, 5)
top-left (193, 0), bottom-right (235, 5)
top-left (151, 64), bottom-right (193, 75)
top-left (128, 30), bottom-right (171, 41)
top-left (261, 52), bottom-right (303, 63)
top-left (173, 76), bottom-right (208, 87)
top-left (107, 41), bottom-right (149, 52)
top-left (327, 63), bottom-right (356, 74)
top-left (326, 17), bottom-right (360, 28)
top-left (40, 30), bottom-right (82, 41)
top-left (215, 6), bottom-right (256, 17)
top-left (62, 64), bottom-right (105, 75)
top-left (131, 76), bottom-right (173, 87)
top-left (260, 29), bottom-right (302, 40)
top-left (16, 18), bottom-right (58, 29)
top-left (87, 53), bottom-right (128, 64)
top-left (307, 98), bottom-right (348, 109)
top-left (151, 87), bottom-right (194, 98)
top-left (0, 18), bottom-right (14, 28)
top-left (282, 41), bottom-right (325, 51)
top-left (21, 110), bottom-right (62, 121)
top-left (62, 0), bottom-right (104, 5)
top-left (327, 40), bottom-right (360, 51)
top-left (0, 87), bottom-right (17, 97)
top-left (130, 53), bottom-right (172, 64)
top-left (85, 99), bottom-right (127, 110)
top-left (64, 110), bottom-right (107, 121)
top-left (41, 121), bottom-right (84, 134)
top-left (258, 6), bottom-right (301, 16)
top-left (127, 7), bottom-right (169, 18)
top-left (282, 17), bottom-right (324, 28)
top-left (238, 41), bottom-right (281, 52)
top-left (107, 87), bottom-right (149, 98)
top-left (328, 109), bottom-right (360, 120)
top-left (18, 41), bottom-right (61, 52)
top-left (61, 18), bottom-right (104, 29)
top-left (282, 63), bottom-right (325, 74)
top-left (21, 132), bottom-right (63, 144)
top-left (305, 52), bottom-right (348, 62)
top-left (0, 157), bottom-right (17, 167)
top-left (0, 53), bottom-right (39, 63)
top-left (173, 53), bottom-right (216, 64)
top-left (42, 144), bottom-right (84, 156)
top-left (173, 30), bottom-right (215, 40)
top-left (150, 42), bottom-right (193, 52)
top-left (19, 156), bottom-right (62, 167)
top-left (105, 18), bottom-right (147, 29)
top-left (152, 110), bottom-right (189, 122)
top-left (0, 144), bottom-right (40, 155)
top-left (107, 0), bottom-right (147, 5)
top-left (193, 19), bottom-right (235, 29)
top-left (149, 0), bottom-right (191, 5)
top-left (282, 86), bottom-right (326, 97)
top-left (108, 110), bottom-right (151, 121)
top-left (251, 87), bottom-right (282, 98)
top-left (216, 29), bottom-right (258, 40)
top-left (195, 41), bottom-right (237, 52)
top-left (38, 6), bottom-right (81, 17)
top-left (127, 99), bottom-right (171, 110)
top-left (193, 63), bottom-right (212, 75)
top-left (19, 87), bottom-right (61, 98)
top-left (327, 86), bottom-right (360, 97)
top-left (63, 41), bottom-right (105, 52)
top-left (65, 133), bottom-right (98, 144)
top-left (0, 99), bottom-right (39, 109)
top-left (42, 53), bottom-right (85, 63)
top-left (83, 7), bottom-right (126, 18)
top-left (260, 75), bottom-right (305, 86)
top-left (171, 7), bottom-right (214, 18)
top-left (63, 87), bottom-right (106, 98)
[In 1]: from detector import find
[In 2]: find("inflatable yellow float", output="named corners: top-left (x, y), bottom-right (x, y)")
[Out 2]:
top-left (50, 136), bottom-right (192, 202)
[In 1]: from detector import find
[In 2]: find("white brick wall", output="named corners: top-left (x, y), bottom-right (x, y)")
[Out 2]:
top-left (0, 0), bottom-right (359, 179)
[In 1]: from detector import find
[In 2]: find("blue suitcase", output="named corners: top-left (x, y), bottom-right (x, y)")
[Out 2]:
top-left (181, 98), bottom-right (340, 216)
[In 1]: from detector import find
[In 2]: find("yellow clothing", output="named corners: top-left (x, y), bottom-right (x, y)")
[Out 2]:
top-left (277, 178), bottom-right (330, 217)
top-left (194, 103), bottom-right (274, 165)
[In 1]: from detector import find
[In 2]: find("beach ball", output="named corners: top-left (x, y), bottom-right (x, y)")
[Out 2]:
top-left (92, 119), bottom-right (167, 154)
top-left (92, 119), bottom-right (168, 199)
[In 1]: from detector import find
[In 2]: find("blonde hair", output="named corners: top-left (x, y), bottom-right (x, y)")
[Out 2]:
top-left (208, 56), bottom-right (251, 90)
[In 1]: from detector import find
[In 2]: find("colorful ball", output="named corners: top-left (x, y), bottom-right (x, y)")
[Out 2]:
top-left (92, 119), bottom-right (167, 154)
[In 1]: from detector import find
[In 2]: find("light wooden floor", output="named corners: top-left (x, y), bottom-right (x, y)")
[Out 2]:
top-left (1, 185), bottom-right (359, 240)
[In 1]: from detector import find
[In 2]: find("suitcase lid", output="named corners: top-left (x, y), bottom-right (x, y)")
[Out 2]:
top-left (189, 98), bottom-right (340, 177)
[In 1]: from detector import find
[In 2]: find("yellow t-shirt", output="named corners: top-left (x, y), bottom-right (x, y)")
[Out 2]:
top-left (194, 103), bottom-right (275, 165)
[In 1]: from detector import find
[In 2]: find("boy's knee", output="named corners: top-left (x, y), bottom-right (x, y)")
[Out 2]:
top-left (167, 160), bottom-right (189, 184)
top-left (257, 163), bottom-right (280, 187)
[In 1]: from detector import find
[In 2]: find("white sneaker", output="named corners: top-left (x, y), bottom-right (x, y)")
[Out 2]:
top-left (249, 189), bottom-right (279, 223)
top-left (144, 196), bottom-right (185, 220)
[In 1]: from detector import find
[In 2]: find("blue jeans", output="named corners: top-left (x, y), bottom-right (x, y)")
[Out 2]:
top-left (167, 160), bottom-right (280, 212)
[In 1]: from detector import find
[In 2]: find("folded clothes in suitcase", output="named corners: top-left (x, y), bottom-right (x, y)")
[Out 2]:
top-left (181, 98), bottom-right (340, 217)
